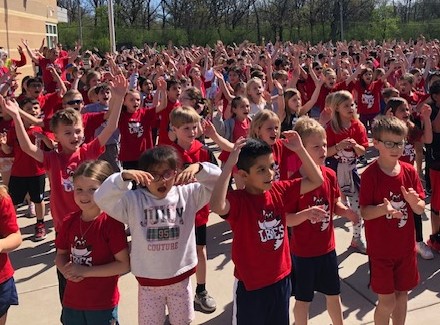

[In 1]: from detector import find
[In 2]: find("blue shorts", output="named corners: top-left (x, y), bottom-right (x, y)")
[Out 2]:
top-left (291, 250), bottom-right (340, 302)
top-left (61, 306), bottom-right (119, 325)
top-left (0, 277), bottom-right (18, 318)
top-left (235, 276), bottom-right (291, 325)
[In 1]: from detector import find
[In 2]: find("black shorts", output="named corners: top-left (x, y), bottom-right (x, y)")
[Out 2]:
top-left (291, 250), bottom-right (340, 302)
top-left (235, 276), bottom-right (291, 325)
top-left (0, 277), bottom-right (18, 318)
top-left (195, 224), bottom-right (207, 246)
top-left (8, 174), bottom-right (46, 205)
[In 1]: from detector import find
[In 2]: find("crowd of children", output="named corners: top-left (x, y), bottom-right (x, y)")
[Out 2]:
top-left (0, 36), bottom-right (440, 324)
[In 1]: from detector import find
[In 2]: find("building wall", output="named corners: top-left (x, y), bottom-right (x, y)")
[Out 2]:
top-left (0, 0), bottom-right (58, 83)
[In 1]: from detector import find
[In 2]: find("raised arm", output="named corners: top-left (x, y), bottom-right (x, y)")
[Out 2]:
top-left (0, 97), bottom-right (43, 162)
top-left (21, 39), bottom-right (39, 64)
top-left (155, 77), bottom-right (168, 113)
top-left (210, 138), bottom-right (246, 215)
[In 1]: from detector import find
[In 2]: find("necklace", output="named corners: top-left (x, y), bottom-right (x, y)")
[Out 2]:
top-left (79, 217), bottom-right (95, 240)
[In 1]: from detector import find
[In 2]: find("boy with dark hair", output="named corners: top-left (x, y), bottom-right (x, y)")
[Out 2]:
top-left (360, 116), bottom-right (425, 325)
top-left (156, 77), bottom-right (181, 145)
top-left (210, 135), bottom-right (323, 325)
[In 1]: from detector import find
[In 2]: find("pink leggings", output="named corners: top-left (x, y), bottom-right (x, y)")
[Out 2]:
top-left (138, 277), bottom-right (194, 325)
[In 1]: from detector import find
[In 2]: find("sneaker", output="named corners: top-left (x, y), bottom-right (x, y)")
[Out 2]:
top-left (194, 290), bottom-right (217, 312)
top-left (26, 202), bottom-right (36, 218)
top-left (34, 222), bottom-right (46, 241)
top-left (427, 237), bottom-right (440, 253)
top-left (416, 241), bottom-right (434, 260)
top-left (351, 237), bottom-right (367, 254)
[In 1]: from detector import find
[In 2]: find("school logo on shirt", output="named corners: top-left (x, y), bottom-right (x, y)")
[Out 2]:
top-left (335, 149), bottom-right (356, 164)
top-left (71, 236), bottom-right (92, 266)
top-left (62, 166), bottom-right (75, 192)
top-left (386, 191), bottom-right (408, 228)
top-left (311, 196), bottom-right (331, 231)
top-left (361, 91), bottom-right (375, 109)
top-left (128, 121), bottom-right (144, 138)
top-left (402, 143), bottom-right (415, 162)
top-left (258, 210), bottom-right (284, 250)
top-left (273, 162), bottom-right (280, 181)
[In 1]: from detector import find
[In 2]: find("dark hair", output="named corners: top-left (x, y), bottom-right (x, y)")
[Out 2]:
top-left (166, 78), bottom-right (180, 90)
top-left (429, 80), bottom-right (440, 96)
top-left (50, 108), bottom-right (82, 132)
top-left (94, 83), bottom-right (111, 94)
top-left (138, 145), bottom-right (182, 172)
top-left (26, 77), bottom-right (43, 87)
top-left (19, 97), bottom-right (39, 108)
top-left (237, 138), bottom-right (272, 173)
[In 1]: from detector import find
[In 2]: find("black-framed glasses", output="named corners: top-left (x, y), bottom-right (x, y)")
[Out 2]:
top-left (314, 67), bottom-right (323, 71)
top-left (378, 139), bottom-right (405, 149)
top-left (66, 99), bottom-right (83, 105)
top-left (150, 169), bottom-right (176, 182)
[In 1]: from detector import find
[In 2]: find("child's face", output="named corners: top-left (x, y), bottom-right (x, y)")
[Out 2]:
top-left (98, 88), bottom-right (111, 105)
top-left (336, 99), bottom-right (355, 120)
top-left (63, 95), bottom-right (84, 111)
top-left (73, 175), bottom-right (100, 215)
top-left (232, 99), bottom-right (250, 120)
top-left (167, 84), bottom-right (182, 102)
top-left (146, 163), bottom-right (176, 199)
top-left (124, 92), bottom-right (141, 113)
top-left (228, 71), bottom-right (239, 85)
top-left (54, 122), bottom-right (84, 153)
top-left (324, 74), bottom-right (336, 88)
top-left (22, 102), bottom-right (41, 117)
top-left (257, 119), bottom-right (280, 146)
top-left (288, 94), bottom-right (301, 113)
top-left (28, 82), bottom-right (43, 98)
top-left (340, 69), bottom-right (350, 81)
top-left (277, 76), bottom-right (288, 88)
top-left (240, 153), bottom-right (275, 194)
top-left (303, 133), bottom-right (327, 166)
top-left (393, 103), bottom-right (410, 122)
top-left (414, 73), bottom-right (422, 85)
top-left (362, 71), bottom-right (373, 84)
top-left (173, 122), bottom-right (198, 147)
top-left (89, 76), bottom-right (100, 88)
top-left (248, 81), bottom-right (263, 100)
top-left (399, 80), bottom-right (412, 95)
top-left (374, 132), bottom-right (405, 162)
top-left (142, 80), bottom-right (153, 93)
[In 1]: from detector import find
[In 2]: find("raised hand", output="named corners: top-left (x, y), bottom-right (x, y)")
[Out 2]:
top-left (109, 74), bottom-right (128, 97)
top-left (121, 170), bottom-right (154, 187)
top-left (282, 130), bottom-right (304, 152)
top-left (227, 137), bottom-right (247, 166)
top-left (383, 198), bottom-right (404, 219)
top-left (175, 163), bottom-right (200, 185)
top-left (401, 186), bottom-right (420, 207)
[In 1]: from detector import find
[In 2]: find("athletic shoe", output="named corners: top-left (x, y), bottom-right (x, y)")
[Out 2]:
top-left (416, 241), bottom-right (434, 260)
top-left (194, 290), bottom-right (217, 312)
top-left (26, 202), bottom-right (36, 218)
top-left (351, 237), bottom-right (367, 254)
top-left (34, 222), bottom-right (47, 241)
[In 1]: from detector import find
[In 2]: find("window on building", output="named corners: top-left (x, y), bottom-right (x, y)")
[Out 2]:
top-left (45, 23), bottom-right (58, 49)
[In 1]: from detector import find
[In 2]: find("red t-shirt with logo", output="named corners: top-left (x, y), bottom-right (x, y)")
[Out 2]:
top-left (359, 160), bottom-right (425, 258)
top-left (118, 108), bottom-right (155, 162)
top-left (55, 211), bottom-right (128, 310)
top-left (43, 138), bottom-right (104, 231)
top-left (224, 180), bottom-right (301, 290)
top-left (349, 79), bottom-right (384, 115)
top-left (289, 166), bottom-right (339, 257)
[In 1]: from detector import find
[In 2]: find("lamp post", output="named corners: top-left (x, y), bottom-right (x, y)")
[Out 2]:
top-left (78, 0), bottom-right (83, 46)
top-left (108, 0), bottom-right (116, 53)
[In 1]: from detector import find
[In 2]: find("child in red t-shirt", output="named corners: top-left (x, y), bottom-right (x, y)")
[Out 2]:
top-left (210, 136), bottom-right (323, 325)
top-left (169, 106), bottom-right (218, 312)
top-left (118, 89), bottom-right (155, 170)
top-left (1, 98), bottom-right (54, 241)
top-left (155, 77), bottom-right (181, 145)
top-left (360, 116), bottom-right (425, 325)
top-left (289, 117), bottom-right (359, 325)
top-left (55, 160), bottom-right (129, 325)
top-left (385, 97), bottom-right (434, 260)
top-left (325, 90), bottom-right (369, 253)
top-left (0, 186), bottom-right (22, 323)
